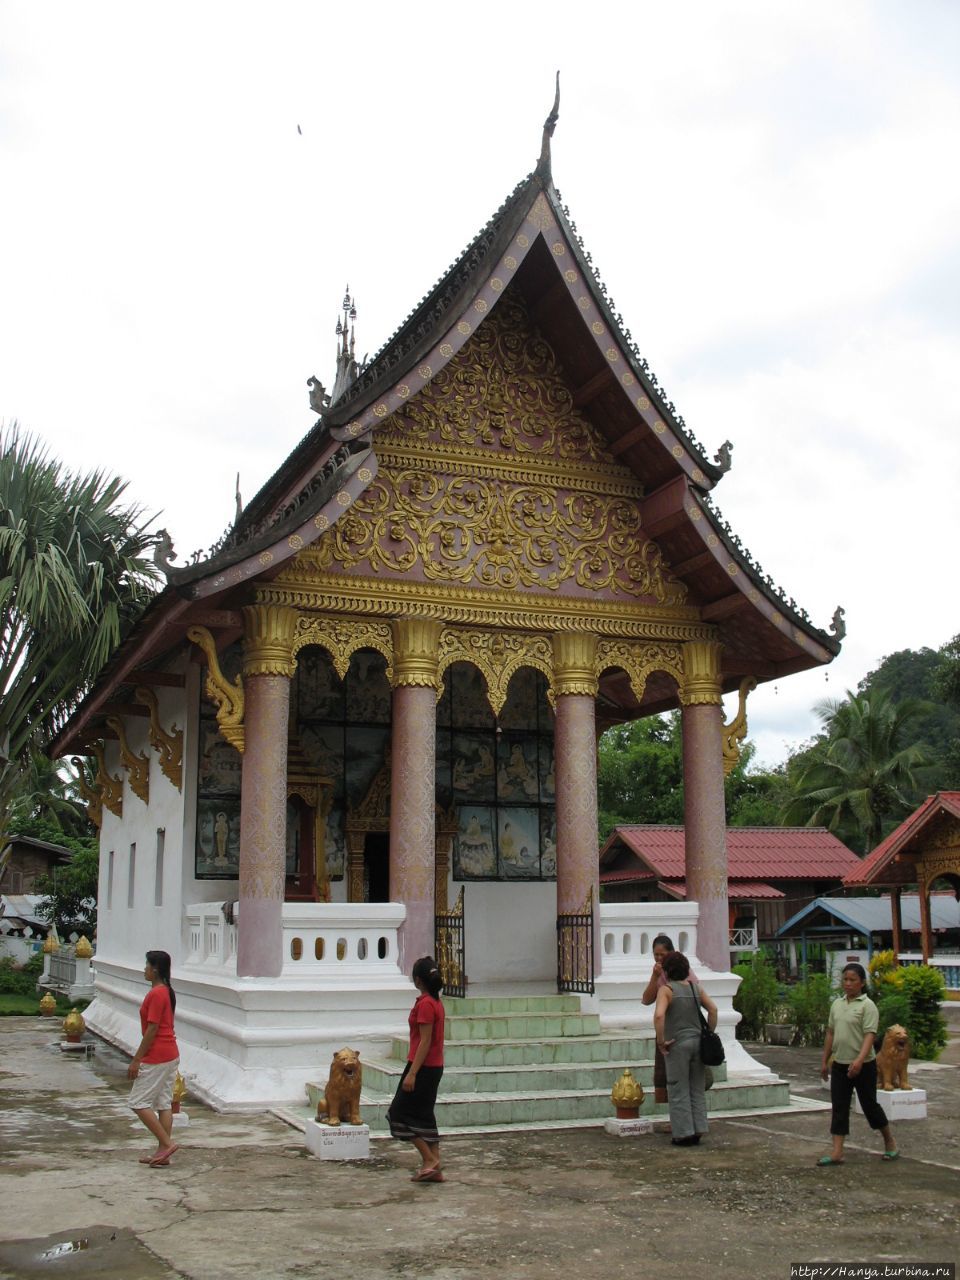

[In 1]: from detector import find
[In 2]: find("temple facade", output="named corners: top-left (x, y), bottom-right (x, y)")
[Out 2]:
top-left (52, 130), bottom-right (842, 1107)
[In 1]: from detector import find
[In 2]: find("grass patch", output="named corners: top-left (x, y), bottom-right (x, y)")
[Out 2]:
top-left (0, 994), bottom-right (88, 1017)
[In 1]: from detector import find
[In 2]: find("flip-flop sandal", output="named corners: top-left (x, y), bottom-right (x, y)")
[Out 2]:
top-left (816, 1156), bottom-right (844, 1166)
top-left (139, 1153), bottom-right (163, 1164)
top-left (413, 1168), bottom-right (444, 1183)
top-left (149, 1144), bottom-right (179, 1167)
top-left (882, 1150), bottom-right (900, 1161)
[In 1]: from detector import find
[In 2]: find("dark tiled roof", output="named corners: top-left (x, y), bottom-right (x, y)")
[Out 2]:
top-left (601, 825), bottom-right (861, 880)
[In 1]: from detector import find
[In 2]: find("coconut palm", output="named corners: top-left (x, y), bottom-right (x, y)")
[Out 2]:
top-left (781, 689), bottom-right (933, 852)
top-left (0, 423), bottom-right (159, 823)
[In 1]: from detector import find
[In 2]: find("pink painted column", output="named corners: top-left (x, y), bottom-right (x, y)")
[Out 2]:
top-left (389, 619), bottom-right (440, 973)
top-left (236, 606), bottom-right (296, 979)
top-left (552, 633), bottom-right (600, 971)
top-left (681, 640), bottom-right (729, 974)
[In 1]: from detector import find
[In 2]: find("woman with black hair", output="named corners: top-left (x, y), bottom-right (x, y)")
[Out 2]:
top-left (127, 950), bottom-right (180, 1167)
top-left (387, 955), bottom-right (445, 1182)
top-left (642, 934), bottom-right (698, 1107)
top-left (654, 950), bottom-right (717, 1146)
top-left (817, 962), bottom-right (898, 1166)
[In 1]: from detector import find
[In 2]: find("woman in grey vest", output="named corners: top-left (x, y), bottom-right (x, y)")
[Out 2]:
top-left (654, 951), bottom-right (718, 1146)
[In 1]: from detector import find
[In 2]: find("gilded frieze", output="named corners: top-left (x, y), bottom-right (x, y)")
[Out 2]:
top-left (261, 570), bottom-right (709, 641)
top-left (91, 743), bottom-right (123, 818)
top-left (134, 687), bottom-right (183, 792)
top-left (312, 473), bottom-right (684, 602)
top-left (379, 295), bottom-right (609, 463)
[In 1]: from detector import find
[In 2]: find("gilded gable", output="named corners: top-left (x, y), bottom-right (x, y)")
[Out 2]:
top-left (299, 292), bottom-right (686, 607)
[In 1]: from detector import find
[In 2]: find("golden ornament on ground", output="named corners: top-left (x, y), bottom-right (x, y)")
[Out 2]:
top-left (611, 1067), bottom-right (645, 1118)
top-left (63, 1008), bottom-right (86, 1042)
top-left (39, 992), bottom-right (57, 1016)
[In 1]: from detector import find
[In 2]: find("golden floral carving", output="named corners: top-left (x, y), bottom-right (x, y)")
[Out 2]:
top-left (104, 715), bottom-right (150, 805)
top-left (419, 365), bottom-right (432, 379)
top-left (314, 468), bottom-right (684, 601)
top-left (134, 687), bottom-right (183, 792)
top-left (722, 676), bottom-right (757, 775)
top-left (596, 639), bottom-right (684, 703)
top-left (70, 757), bottom-right (103, 829)
top-left (186, 625), bottom-right (246, 754)
top-left (564, 269), bottom-right (577, 283)
top-left (437, 627), bottom-right (554, 716)
top-left (917, 850), bottom-right (960, 891)
top-left (491, 277), bottom-right (504, 291)
top-left (91, 742), bottom-right (123, 817)
top-left (292, 615), bottom-right (394, 682)
top-left (439, 343), bottom-right (453, 357)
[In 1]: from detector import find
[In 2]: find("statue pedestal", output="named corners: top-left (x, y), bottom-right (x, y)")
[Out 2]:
top-left (855, 1087), bottom-right (927, 1121)
top-left (58, 1041), bottom-right (94, 1056)
top-left (305, 1120), bottom-right (370, 1160)
top-left (603, 1117), bottom-right (653, 1138)
top-left (172, 1111), bottom-right (190, 1129)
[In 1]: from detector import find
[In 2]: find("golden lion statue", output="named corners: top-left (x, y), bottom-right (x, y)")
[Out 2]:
top-left (876, 1024), bottom-right (911, 1091)
top-left (315, 1048), bottom-right (363, 1126)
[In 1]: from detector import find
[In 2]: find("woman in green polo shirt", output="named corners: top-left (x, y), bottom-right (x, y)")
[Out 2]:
top-left (817, 963), bottom-right (898, 1166)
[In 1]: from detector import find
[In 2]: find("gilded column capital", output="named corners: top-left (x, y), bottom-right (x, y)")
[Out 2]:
top-left (390, 618), bottom-right (442, 690)
top-left (552, 632), bottom-right (599, 698)
top-left (242, 604), bottom-right (298, 678)
top-left (680, 640), bottom-right (723, 706)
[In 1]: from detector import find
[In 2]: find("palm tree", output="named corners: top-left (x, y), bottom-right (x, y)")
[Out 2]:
top-left (0, 423), bottom-right (159, 825)
top-left (781, 689), bottom-right (933, 852)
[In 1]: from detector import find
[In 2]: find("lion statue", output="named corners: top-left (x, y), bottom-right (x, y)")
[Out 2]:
top-left (315, 1048), bottom-right (363, 1126)
top-left (876, 1024), bottom-right (911, 1091)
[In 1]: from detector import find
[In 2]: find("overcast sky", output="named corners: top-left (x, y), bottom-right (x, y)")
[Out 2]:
top-left (2, 1), bottom-right (958, 767)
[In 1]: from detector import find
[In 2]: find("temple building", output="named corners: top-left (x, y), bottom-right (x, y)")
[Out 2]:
top-left (51, 109), bottom-right (843, 1108)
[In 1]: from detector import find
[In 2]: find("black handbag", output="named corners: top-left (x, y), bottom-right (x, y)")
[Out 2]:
top-left (692, 983), bottom-right (725, 1066)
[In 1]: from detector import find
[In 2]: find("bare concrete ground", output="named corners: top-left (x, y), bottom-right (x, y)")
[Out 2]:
top-left (1, 1018), bottom-right (958, 1280)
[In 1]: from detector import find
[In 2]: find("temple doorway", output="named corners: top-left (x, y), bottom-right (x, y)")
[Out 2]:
top-left (364, 832), bottom-right (390, 902)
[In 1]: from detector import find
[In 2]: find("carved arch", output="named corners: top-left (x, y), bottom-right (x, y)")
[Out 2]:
top-left (292, 615), bottom-right (394, 683)
top-left (437, 628), bottom-right (554, 717)
top-left (594, 639), bottom-right (684, 705)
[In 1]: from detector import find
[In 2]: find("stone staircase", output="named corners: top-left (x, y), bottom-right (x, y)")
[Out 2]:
top-left (304, 993), bottom-right (793, 1133)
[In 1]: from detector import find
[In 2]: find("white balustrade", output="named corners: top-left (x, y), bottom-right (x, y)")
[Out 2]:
top-left (182, 901), bottom-right (405, 979)
top-left (599, 902), bottom-right (700, 977)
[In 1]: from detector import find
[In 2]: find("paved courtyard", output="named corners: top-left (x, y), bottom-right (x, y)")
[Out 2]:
top-left (1, 1018), bottom-right (958, 1280)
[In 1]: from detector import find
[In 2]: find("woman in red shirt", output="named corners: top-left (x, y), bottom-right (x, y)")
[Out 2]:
top-left (127, 950), bottom-right (180, 1167)
top-left (387, 955), bottom-right (445, 1183)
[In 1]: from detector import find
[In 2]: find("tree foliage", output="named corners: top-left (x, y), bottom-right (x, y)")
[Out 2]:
top-left (780, 689), bottom-right (933, 852)
top-left (0, 423), bottom-right (158, 827)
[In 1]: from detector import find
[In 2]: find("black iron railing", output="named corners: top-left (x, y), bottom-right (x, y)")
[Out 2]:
top-left (435, 886), bottom-right (466, 998)
top-left (557, 887), bottom-right (594, 995)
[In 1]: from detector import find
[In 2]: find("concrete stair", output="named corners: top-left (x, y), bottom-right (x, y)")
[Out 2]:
top-left (304, 993), bottom-right (794, 1133)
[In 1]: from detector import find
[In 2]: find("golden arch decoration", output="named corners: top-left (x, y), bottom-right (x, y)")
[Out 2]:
top-left (292, 615), bottom-right (394, 683)
top-left (437, 628), bottom-right (554, 718)
top-left (594, 639), bottom-right (684, 705)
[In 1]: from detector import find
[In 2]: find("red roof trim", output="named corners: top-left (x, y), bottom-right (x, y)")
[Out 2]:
top-left (844, 793), bottom-right (960, 887)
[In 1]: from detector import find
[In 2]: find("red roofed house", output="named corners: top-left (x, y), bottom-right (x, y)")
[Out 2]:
top-left (601, 825), bottom-right (862, 964)
top-left (844, 792), bottom-right (960, 969)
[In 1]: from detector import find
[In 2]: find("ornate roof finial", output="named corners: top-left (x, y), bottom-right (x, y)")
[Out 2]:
top-left (536, 71), bottom-right (561, 180)
top-left (331, 285), bottom-right (360, 403)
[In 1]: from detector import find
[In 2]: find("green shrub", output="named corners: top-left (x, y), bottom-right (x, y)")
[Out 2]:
top-left (898, 964), bottom-right (948, 1061)
top-left (789, 971), bottom-right (834, 1047)
top-left (0, 953), bottom-right (43, 996)
top-left (876, 989), bottom-right (912, 1042)
top-left (868, 949), bottom-right (900, 1000)
top-left (733, 951), bottom-right (780, 1039)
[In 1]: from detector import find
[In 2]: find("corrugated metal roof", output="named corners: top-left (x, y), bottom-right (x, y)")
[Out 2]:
top-left (601, 825), bottom-right (861, 880)
top-left (599, 871), bottom-right (783, 900)
top-left (844, 793), bottom-right (960, 887)
top-left (0, 894), bottom-right (49, 929)
top-left (777, 893), bottom-right (960, 937)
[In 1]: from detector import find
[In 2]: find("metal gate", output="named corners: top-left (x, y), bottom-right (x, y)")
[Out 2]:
top-left (557, 886), bottom-right (594, 995)
top-left (435, 886), bottom-right (466, 998)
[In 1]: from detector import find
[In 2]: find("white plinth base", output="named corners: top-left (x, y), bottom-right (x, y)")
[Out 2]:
top-left (172, 1111), bottom-right (190, 1129)
top-left (305, 1119), bottom-right (370, 1160)
top-left (855, 1087), bottom-right (927, 1121)
top-left (604, 1116), bottom-right (653, 1138)
top-left (59, 1041), bottom-right (93, 1055)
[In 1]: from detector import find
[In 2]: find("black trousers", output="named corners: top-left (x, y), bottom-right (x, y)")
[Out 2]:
top-left (830, 1059), bottom-right (888, 1135)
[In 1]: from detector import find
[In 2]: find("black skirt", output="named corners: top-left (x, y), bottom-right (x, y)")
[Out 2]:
top-left (387, 1062), bottom-right (443, 1143)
